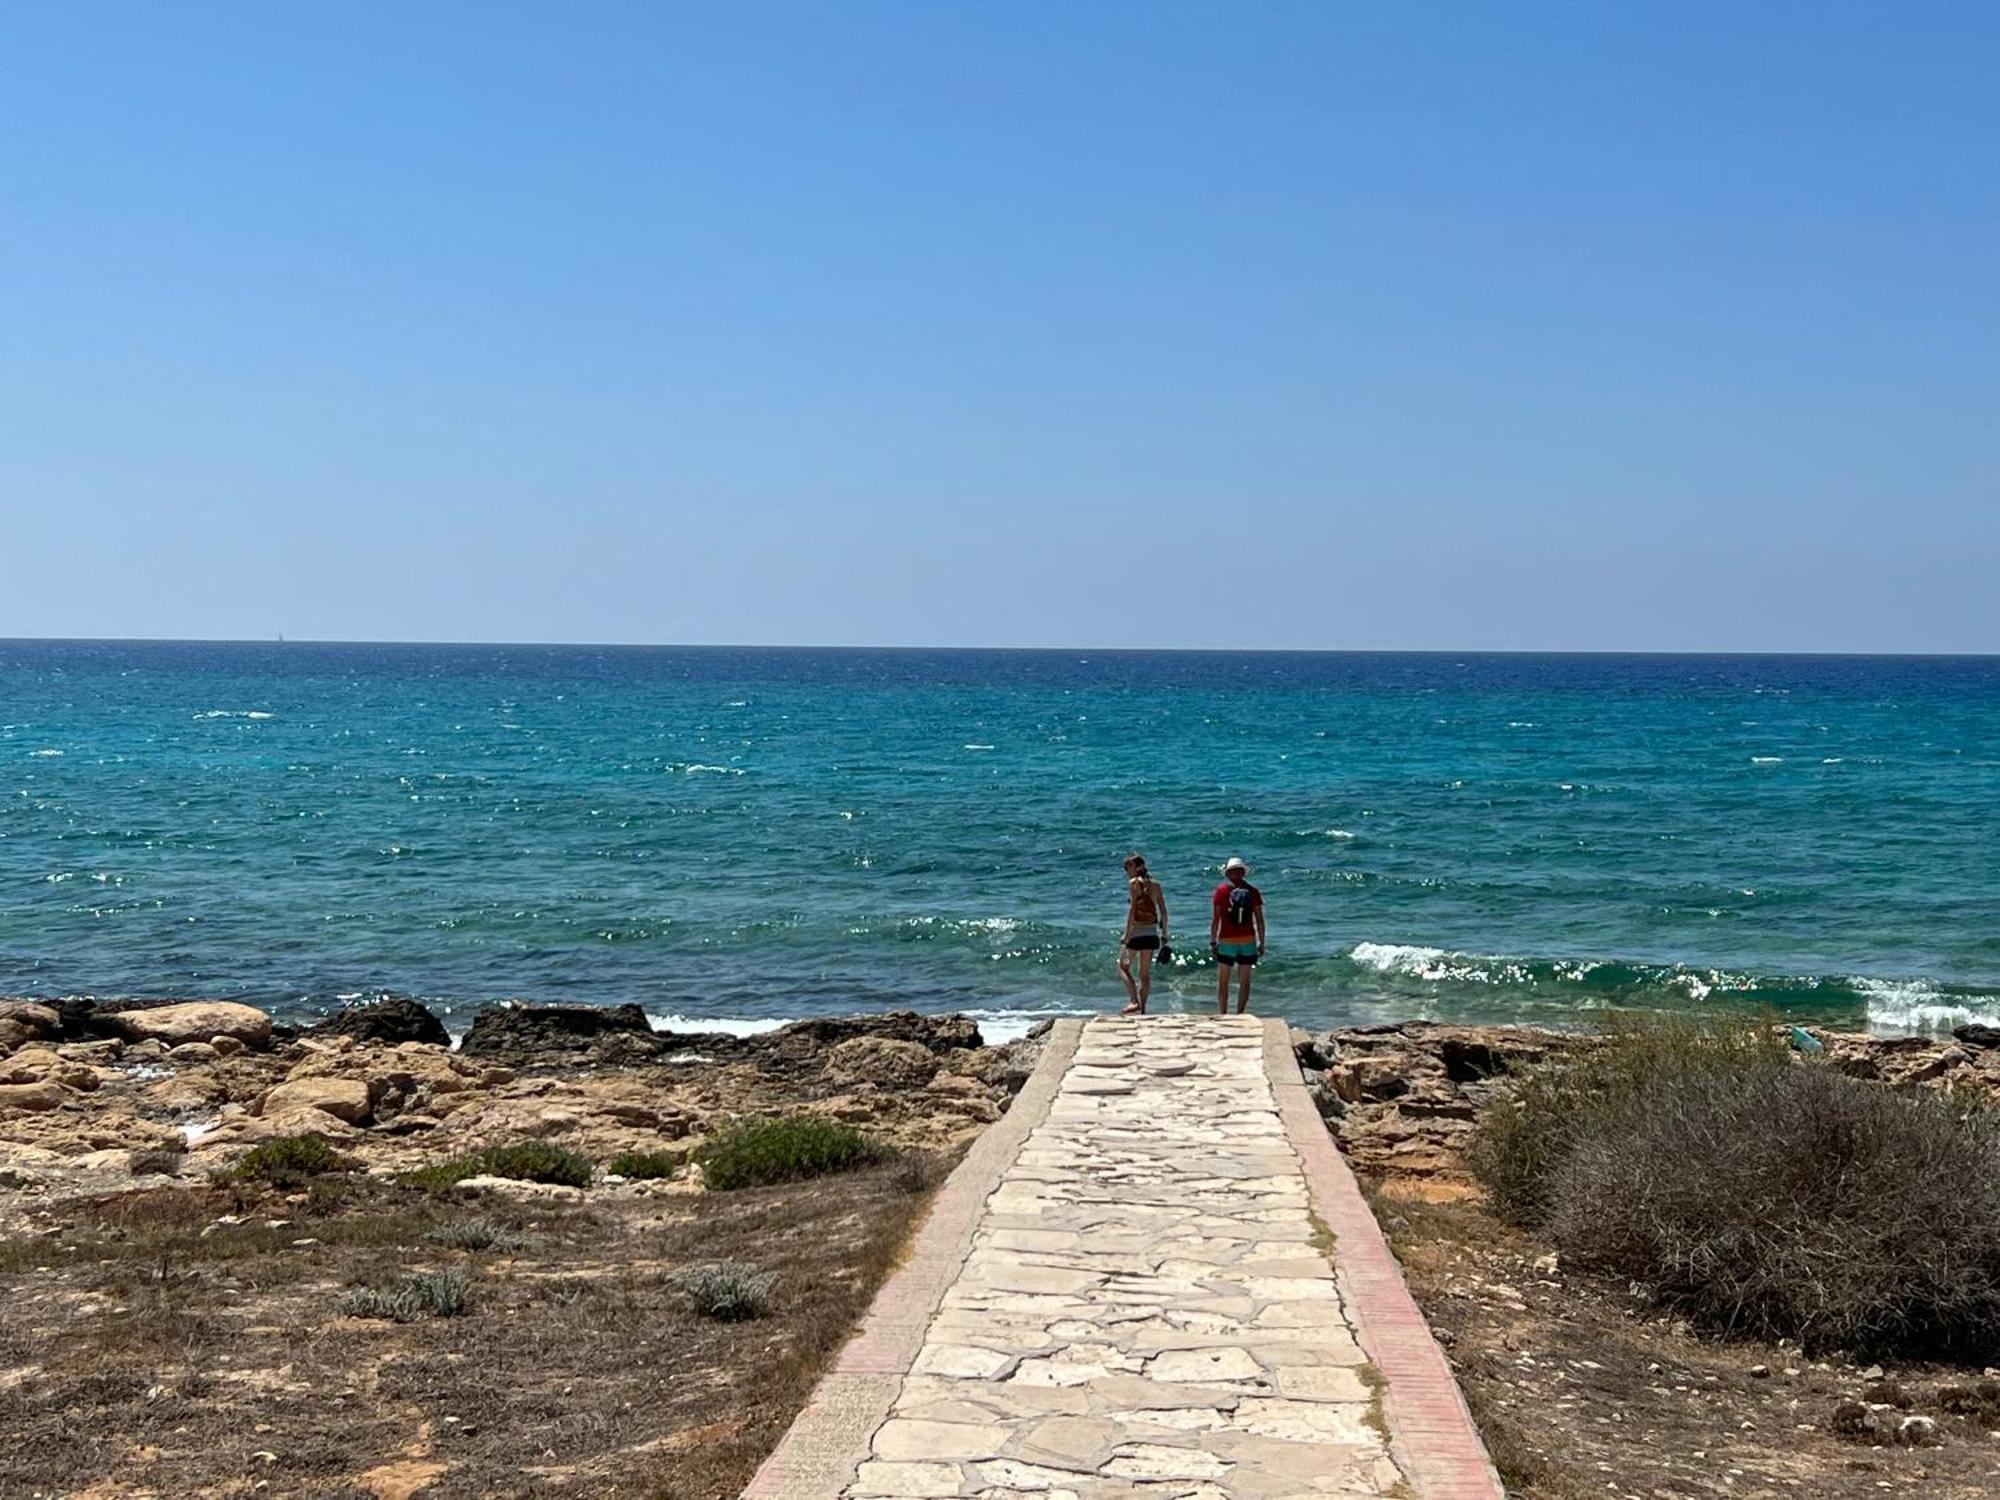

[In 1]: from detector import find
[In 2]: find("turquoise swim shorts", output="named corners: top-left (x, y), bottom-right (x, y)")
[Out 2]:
top-left (1214, 940), bottom-right (1260, 966)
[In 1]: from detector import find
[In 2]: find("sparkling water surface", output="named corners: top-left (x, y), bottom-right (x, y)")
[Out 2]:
top-left (3, 642), bottom-right (1996, 1037)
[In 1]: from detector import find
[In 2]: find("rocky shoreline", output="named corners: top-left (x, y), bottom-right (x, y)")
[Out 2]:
top-left (1291, 1017), bottom-right (2000, 1191)
top-left (0, 995), bottom-right (1041, 1204)
top-left (7, 994), bottom-right (1998, 1208)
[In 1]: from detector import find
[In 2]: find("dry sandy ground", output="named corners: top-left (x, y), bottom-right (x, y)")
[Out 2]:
top-left (0, 1159), bottom-right (942, 1499)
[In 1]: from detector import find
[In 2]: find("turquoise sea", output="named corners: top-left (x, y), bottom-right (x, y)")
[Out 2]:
top-left (2, 642), bottom-right (1996, 1040)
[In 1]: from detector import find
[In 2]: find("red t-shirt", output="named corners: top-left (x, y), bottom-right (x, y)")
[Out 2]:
top-left (1212, 880), bottom-right (1262, 941)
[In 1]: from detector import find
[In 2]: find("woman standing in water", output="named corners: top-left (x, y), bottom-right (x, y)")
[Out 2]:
top-left (1118, 853), bottom-right (1169, 1015)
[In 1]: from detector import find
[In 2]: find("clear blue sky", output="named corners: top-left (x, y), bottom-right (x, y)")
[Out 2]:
top-left (3, 3), bottom-right (1995, 651)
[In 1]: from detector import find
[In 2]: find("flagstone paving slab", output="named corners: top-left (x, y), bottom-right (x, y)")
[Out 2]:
top-left (841, 1017), bottom-right (1401, 1498)
top-left (749, 1015), bottom-right (1501, 1500)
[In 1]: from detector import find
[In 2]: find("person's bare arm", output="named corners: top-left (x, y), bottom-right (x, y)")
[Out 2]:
top-left (1155, 882), bottom-right (1169, 944)
top-left (1254, 900), bottom-right (1267, 954)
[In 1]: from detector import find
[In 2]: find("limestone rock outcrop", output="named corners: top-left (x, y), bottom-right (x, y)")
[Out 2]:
top-left (105, 1002), bottom-right (273, 1050)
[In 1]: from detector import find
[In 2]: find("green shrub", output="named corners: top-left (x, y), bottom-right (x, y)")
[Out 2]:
top-left (606, 1150), bottom-right (685, 1181)
top-left (399, 1140), bottom-right (593, 1191)
top-left (425, 1217), bottom-right (527, 1252)
top-left (223, 1133), bottom-right (360, 1186)
top-left (1471, 1017), bottom-right (2000, 1359)
top-left (672, 1261), bottom-right (775, 1321)
top-left (696, 1115), bottom-right (884, 1192)
top-left (339, 1268), bottom-right (470, 1321)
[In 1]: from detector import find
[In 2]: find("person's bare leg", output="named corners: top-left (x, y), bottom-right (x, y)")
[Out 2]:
top-left (1135, 950), bottom-right (1153, 1011)
top-left (1235, 964), bottom-right (1254, 1014)
top-left (1216, 960), bottom-right (1231, 1015)
top-left (1119, 952), bottom-right (1142, 1014)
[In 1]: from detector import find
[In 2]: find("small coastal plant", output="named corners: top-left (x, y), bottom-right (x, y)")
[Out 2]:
top-left (695, 1115), bottom-right (884, 1191)
top-left (425, 1217), bottom-right (527, 1252)
top-left (339, 1267), bottom-right (471, 1321)
top-left (1471, 1016), bottom-right (2000, 1359)
top-left (539, 1277), bottom-right (590, 1307)
top-left (605, 1149), bottom-right (684, 1181)
top-left (888, 1151), bottom-right (947, 1196)
top-left (399, 1140), bottom-right (593, 1191)
top-left (672, 1261), bottom-right (775, 1321)
top-left (222, 1133), bottom-right (360, 1186)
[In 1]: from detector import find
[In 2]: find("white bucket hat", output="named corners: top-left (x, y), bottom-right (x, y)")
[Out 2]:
top-left (1223, 856), bottom-right (1250, 874)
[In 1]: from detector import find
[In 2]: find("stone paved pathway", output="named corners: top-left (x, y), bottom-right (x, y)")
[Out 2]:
top-left (845, 1016), bottom-right (1409, 1499)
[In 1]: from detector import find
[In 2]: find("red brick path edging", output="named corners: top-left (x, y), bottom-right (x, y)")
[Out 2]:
top-left (1264, 1019), bottom-right (1506, 1500)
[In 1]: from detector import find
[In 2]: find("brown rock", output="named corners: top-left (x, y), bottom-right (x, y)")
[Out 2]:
top-left (770, 1011), bottom-right (984, 1054)
top-left (597, 1102), bottom-right (662, 1127)
top-left (109, 1002), bottom-right (273, 1049)
top-left (824, 1036), bottom-right (940, 1088)
top-left (949, 1040), bottom-right (1041, 1096)
top-left (1896, 1047), bottom-right (1970, 1085)
top-left (278, 1041), bottom-right (497, 1124)
top-left (0, 1048), bottom-right (64, 1084)
top-left (1327, 1054), bottom-right (1435, 1103)
top-left (0, 1001), bottom-right (60, 1034)
top-left (0, 1003), bottom-right (61, 1055)
top-left (933, 1092), bottom-right (1001, 1124)
top-left (145, 1073), bottom-right (232, 1111)
top-left (168, 1042), bottom-right (222, 1064)
top-left (56, 1040), bottom-right (123, 1062)
top-left (0, 1081), bottom-right (68, 1112)
top-left (258, 1078), bottom-right (375, 1125)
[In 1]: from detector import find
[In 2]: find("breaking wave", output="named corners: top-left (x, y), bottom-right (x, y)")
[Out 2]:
top-left (1341, 942), bottom-right (1998, 1032)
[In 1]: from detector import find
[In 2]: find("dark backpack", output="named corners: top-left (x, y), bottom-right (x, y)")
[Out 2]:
top-left (1226, 882), bottom-right (1257, 927)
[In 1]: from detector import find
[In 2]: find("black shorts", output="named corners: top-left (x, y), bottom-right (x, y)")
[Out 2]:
top-left (1124, 934), bottom-right (1160, 952)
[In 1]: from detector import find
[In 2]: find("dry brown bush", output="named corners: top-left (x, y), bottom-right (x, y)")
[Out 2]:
top-left (1472, 1017), bottom-right (2000, 1359)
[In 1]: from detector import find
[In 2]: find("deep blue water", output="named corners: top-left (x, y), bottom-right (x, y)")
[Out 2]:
top-left (2, 642), bottom-right (1996, 1038)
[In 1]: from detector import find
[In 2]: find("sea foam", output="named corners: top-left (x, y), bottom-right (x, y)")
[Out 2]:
top-left (1854, 978), bottom-right (2000, 1034)
top-left (646, 1013), bottom-right (790, 1037)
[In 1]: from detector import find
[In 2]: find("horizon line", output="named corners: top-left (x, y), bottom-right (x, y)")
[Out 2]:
top-left (3, 635), bottom-right (1997, 660)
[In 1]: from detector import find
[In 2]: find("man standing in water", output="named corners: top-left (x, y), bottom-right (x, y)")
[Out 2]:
top-left (1210, 856), bottom-right (1265, 1014)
